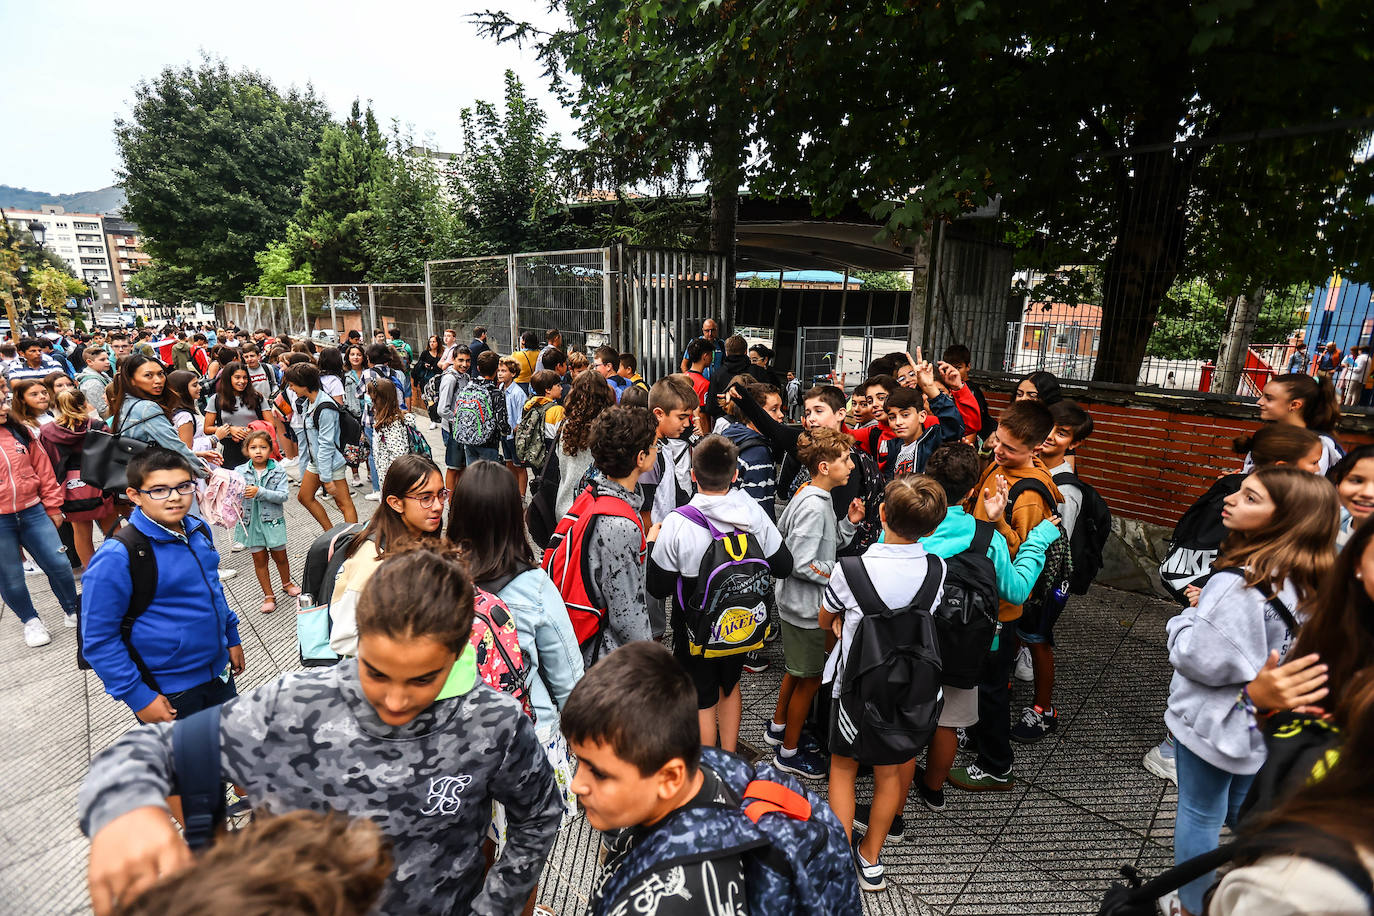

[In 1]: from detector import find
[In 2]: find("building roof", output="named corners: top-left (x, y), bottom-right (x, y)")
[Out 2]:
top-left (737, 269), bottom-right (866, 285)
top-left (1023, 301), bottom-right (1103, 326)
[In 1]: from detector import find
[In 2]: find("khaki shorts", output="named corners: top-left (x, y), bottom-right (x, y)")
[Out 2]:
top-left (781, 620), bottom-right (827, 679)
top-left (937, 685), bottom-right (979, 729)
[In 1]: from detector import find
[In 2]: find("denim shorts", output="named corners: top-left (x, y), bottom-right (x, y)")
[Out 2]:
top-left (462, 443), bottom-right (501, 466)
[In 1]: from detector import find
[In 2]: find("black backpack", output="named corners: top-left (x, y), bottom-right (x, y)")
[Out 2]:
top-left (1158, 474), bottom-right (1244, 605)
top-left (311, 398), bottom-right (365, 451)
top-left (933, 520), bottom-right (1000, 689)
top-left (1052, 469), bottom-right (1112, 594)
top-left (1007, 478), bottom-right (1073, 613)
top-left (834, 555), bottom-right (945, 765)
top-left (1098, 822), bottom-right (1372, 915)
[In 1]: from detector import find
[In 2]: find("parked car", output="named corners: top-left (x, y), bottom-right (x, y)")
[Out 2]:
top-left (311, 328), bottom-right (340, 346)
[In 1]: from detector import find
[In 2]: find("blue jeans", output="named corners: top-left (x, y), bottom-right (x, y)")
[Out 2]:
top-left (1174, 740), bottom-right (1256, 913)
top-left (0, 503), bottom-right (79, 622)
top-left (364, 426), bottom-right (378, 490)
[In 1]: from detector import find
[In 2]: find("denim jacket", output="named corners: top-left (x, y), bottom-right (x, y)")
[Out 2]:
top-left (117, 397), bottom-right (206, 475)
top-left (301, 392), bottom-right (344, 481)
top-left (492, 568), bottom-right (585, 731)
top-left (233, 460), bottom-right (289, 523)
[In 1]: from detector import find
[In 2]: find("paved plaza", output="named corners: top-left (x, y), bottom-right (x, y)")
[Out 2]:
top-left (0, 426), bottom-right (1183, 915)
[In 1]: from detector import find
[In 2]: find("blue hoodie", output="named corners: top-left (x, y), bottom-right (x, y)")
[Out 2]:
top-left (81, 509), bottom-right (241, 714)
top-left (920, 505), bottom-right (1060, 605)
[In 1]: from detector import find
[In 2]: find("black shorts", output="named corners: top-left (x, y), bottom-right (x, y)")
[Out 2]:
top-left (137, 673), bottom-right (238, 723)
top-left (672, 617), bottom-right (745, 709)
top-left (1015, 592), bottom-right (1069, 647)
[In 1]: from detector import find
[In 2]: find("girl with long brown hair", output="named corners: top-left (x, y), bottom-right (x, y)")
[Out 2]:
top-left (327, 454), bottom-right (446, 657)
top-left (1250, 373), bottom-right (1344, 473)
top-left (550, 370), bottom-right (615, 519)
top-left (37, 389), bottom-right (115, 568)
top-left (366, 377), bottom-right (417, 491)
top-left (8, 378), bottom-right (52, 429)
top-left (1165, 466), bottom-right (1339, 915)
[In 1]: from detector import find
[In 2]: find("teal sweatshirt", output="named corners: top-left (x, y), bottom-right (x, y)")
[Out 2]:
top-left (920, 505), bottom-right (1060, 605)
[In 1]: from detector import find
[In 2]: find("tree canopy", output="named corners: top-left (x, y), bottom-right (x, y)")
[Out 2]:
top-left (116, 58), bottom-right (331, 304)
top-left (365, 128), bottom-right (464, 283)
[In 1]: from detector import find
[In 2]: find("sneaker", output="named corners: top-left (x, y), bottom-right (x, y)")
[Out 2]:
top-left (279, 457), bottom-right (298, 468)
top-left (230, 542), bottom-right (245, 552)
top-left (742, 650), bottom-right (769, 673)
top-left (217, 568), bottom-right (238, 582)
top-left (1143, 744), bottom-right (1178, 786)
top-left (913, 766), bottom-right (946, 812)
top-left (764, 621), bottom-right (779, 643)
top-left (1014, 645), bottom-right (1034, 681)
top-left (773, 748), bottom-right (828, 780)
top-left (1157, 889), bottom-right (1182, 916)
top-left (764, 720), bottom-right (786, 747)
top-left (23, 560), bottom-right (40, 576)
top-left (948, 763), bottom-right (1014, 792)
top-left (64, 612), bottom-right (78, 629)
top-left (23, 617), bottom-right (51, 647)
top-left (853, 803), bottom-right (905, 842)
top-left (1010, 705), bottom-right (1058, 744)
top-left (364, 492), bottom-right (381, 502)
top-left (429, 421), bottom-right (440, 430)
top-left (852, 835), bottom-right (887, 892)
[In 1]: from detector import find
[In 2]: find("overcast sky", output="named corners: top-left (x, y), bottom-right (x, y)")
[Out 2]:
top-left (0, 0), bottom-right (580, 193)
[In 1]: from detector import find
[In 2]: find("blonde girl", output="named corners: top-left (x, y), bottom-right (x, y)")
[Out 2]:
top-left (37, 389), bottom-right (115, 567)
top-left (1165, 467), bottom-right (1338, 915)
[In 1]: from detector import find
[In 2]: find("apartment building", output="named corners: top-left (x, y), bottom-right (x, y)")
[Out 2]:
top-left (101, 216), bottom-right (151, 308)
top-left (2, 205), bottom-right (112, 286)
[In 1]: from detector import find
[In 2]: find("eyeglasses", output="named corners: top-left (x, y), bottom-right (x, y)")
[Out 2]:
top-left (405, 488), bottom-right (451, 508)
top-left (138, 481), bottom-right (197, 500)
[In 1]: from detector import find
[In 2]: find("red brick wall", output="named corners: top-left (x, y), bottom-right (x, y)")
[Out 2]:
top-left (982, 389), bottom-right (1374, 528)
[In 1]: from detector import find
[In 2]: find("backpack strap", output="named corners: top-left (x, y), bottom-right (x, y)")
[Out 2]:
top-left (1051, 470), bottom-right (1081, 490)
top-left (172, 705), bottom-right (225, 852)
top-left (969, 519), bottom-right (996, 557)
top-left (674, 504), bottom-right (724, 538)
top-left (838, 556), bottom-right (883, 615)
top-left (113, 525), bottom-right (161, 694)
top-left (741, 779), bottom-right (812, 824)
top-left (1007, 477), bottom-right (1057, 514)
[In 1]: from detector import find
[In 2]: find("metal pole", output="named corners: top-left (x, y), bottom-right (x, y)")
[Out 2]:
top-left (424, 261), bottom-right (435, 340)
top-left (507, 254), bottom-right (519, 352)
top-left (602, 247), bottom-right (614, 346)
top-left (368, 285), bottom-right (378, 339)
top-left (328, 285), bottom-right (338, 335)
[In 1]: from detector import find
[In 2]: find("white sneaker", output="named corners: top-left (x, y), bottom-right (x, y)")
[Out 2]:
top-left (64, 612), bottom-right (78, 629)
top-left (1014, 645), bottom-right (1034, 682)
top-left (279, 457), bottom-right (298, 469)
top-left (364, 492), bottom-right (381, 502)
top-left (230, 542), bottom-right (245, 552)
top-left (1143, 744), bottom-right (1178, 786)
top-left (24, 618), bottom-right (51, 647)
top-left (23, 560), bottom-right (40, 576)
top-left (1157, 889), bottom-right (1182, 916)
top-left (429, 421), bottom-right (440, 430)
top-left (218, 568), bottom-right (238, 582)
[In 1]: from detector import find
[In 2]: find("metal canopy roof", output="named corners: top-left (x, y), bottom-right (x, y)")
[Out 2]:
top-left (735, 220), bottom-right (915, 272)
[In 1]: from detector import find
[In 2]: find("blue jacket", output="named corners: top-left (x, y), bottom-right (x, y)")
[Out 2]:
top-left (301, 391), bottom-right (344, 481)
top-left (722, 422), bottom-right (778, 519)
top-left (492, 568), bottom-right (585, 730)
top-left (117, 397), bottom-right (205, 475)
top-left (234, 460), bottom-right (290, 523)
top-left (81, 509), bottom-right (241, 713)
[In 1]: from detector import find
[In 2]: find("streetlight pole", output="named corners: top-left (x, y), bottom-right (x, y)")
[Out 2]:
top-left (28, 220), bottom-right (49, 335)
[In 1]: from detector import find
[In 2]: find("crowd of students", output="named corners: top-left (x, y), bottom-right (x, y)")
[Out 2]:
top-left (2, 318), bottom-right (1371, 915)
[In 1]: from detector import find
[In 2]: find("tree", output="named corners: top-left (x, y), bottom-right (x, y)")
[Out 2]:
top-left (853, 270), bottom-right (911, 292)
top-left (115, 57), bottom-right (331, 303)
top-left (246, 240), bottom-right (313, 296)
top-left (1148, 280), bottom-right (1309, 361)
top-left (366, 128), bottom-right (464, 282)
top-left (480, 0), bottom-right (1374, 382)
top-left (286, 100), bottom-right (386, 282)
top-left (0, 218), bottom-right (30, 333)
top-left (449, 71), bottom-right (576, 254)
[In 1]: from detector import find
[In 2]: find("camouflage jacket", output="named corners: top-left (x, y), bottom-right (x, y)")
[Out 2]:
top-left (78, 659), bottom-right (562, 915)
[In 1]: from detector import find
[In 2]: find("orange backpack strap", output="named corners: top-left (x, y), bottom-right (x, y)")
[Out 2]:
top-left (742, 779), bottom-right (812, 824)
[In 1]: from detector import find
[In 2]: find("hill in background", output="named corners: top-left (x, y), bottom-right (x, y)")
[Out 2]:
top-left (0, 185), bottom-right (126, 215)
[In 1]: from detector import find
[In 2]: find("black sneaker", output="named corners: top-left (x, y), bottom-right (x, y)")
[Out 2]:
top-left (742, 650), bottom-right (770, 673)
top-left (1010, 705), bottom-right (1059, 744)
top-left (913, 766), bottom-right (946, 812)
top-left (764, 621), bottom-right (780, 643)
top-left (853, 803), bottom-right (905, 842)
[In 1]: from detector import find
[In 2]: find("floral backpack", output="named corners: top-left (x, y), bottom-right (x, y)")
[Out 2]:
top-left (198, 466), bottom-right (247, 529)
top-left (469, 586), bottom-right (533, 722)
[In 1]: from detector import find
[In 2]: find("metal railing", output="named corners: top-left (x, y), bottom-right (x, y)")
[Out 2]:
top-left (795, 324), bottom-right (909, 390)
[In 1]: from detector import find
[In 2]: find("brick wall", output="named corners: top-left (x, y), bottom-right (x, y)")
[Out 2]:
top-left (981, 387), bottom-right (1374, 529)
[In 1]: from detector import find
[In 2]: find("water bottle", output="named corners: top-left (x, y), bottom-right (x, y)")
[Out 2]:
top-left (297, 592), bottom-right (313, 612)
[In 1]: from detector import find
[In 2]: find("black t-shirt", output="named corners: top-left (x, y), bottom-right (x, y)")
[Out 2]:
top-left (596, 765), bottom-right (750, 916)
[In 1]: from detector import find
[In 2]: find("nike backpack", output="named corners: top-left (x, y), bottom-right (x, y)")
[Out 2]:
top-left (1158, 474), bottom-right (1244, 605)
top-left (672, 505), bottom-right (773, 658)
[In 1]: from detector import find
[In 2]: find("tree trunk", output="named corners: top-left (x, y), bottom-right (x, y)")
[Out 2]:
top-left (708, 122), bottom-right (743, 333)
top-left (1213, 285), bottom-right (1266, 396)
top-left (1092, 145), bottom-right (1194, 385)
top-left (907, 222), bottom-right (935, 356)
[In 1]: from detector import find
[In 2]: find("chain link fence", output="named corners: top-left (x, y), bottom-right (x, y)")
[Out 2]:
top-left (426, 257), bottom-right (515, 355)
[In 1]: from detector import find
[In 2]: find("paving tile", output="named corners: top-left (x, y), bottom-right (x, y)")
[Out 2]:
top-left (997, 788), bottom-right (1153, 898)
top-left (0, 833), bottom-right (90, 915)
top-left (0, 783), bottom-right (86, 871)
top-left (946, 847), bottom-right (1098, 914)
top-left (1030, 736), bottom-right (1172, 837)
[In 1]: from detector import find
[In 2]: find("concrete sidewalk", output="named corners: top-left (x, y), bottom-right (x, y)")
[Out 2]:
top-left (0, 444), bottom-right (1182, 914)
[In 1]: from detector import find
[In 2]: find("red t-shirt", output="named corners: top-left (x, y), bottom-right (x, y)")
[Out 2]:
top-left (688, 370), bottom-right (710, 406)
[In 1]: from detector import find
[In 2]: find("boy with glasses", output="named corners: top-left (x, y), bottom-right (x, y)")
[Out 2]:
top-left (82, 448), bottom-right (246, 723)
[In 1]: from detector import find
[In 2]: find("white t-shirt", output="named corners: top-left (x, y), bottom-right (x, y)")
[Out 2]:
top-left (822, 542), bottom-right (945, 696)
top-left (652, 490), bottom-right (783, 578)
top-left (640, 438), bottom-right (694, 524)
top-left (245, 364), bottom-right (273, 400)
top-left (1046, 460), bottom-right (1083, 540)
top-left (321, 374), bottom-right (345, 399)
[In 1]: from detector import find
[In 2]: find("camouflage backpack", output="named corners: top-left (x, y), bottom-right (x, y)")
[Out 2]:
top-left (514, 400), bottom-right (554, 469)
top-left (591, 747), bottom-right (862, 916)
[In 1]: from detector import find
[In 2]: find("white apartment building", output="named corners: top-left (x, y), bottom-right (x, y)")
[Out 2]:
top-left (2, 205), bottom-right (112, 285)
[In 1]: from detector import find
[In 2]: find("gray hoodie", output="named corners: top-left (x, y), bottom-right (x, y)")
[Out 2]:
top-left (1165, 569), bottom-right (1302, 774)
top-left (78, 659), bottom-right (561, 915)
top-left (583, 477), bottom-right (649, 663)
top-left (776, 485), bottom-right (857, 629)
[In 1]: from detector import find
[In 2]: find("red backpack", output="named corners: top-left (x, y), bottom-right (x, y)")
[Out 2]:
top-left (469, 587), bottom-right (533, 721)
top-left (541, 485), bottom-right (646, 661)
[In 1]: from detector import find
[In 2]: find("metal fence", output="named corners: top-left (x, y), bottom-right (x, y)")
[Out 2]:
top-left (794, 324), bottom-right (909, 390)
top-left (618, 247), bottom-right (728, 382)
top-left (283, 284), bottom-right (426, 344)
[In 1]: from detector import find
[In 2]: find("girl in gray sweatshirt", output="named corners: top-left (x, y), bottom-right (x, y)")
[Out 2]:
top-left (1164, 467), bottom-right (1337, 915)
